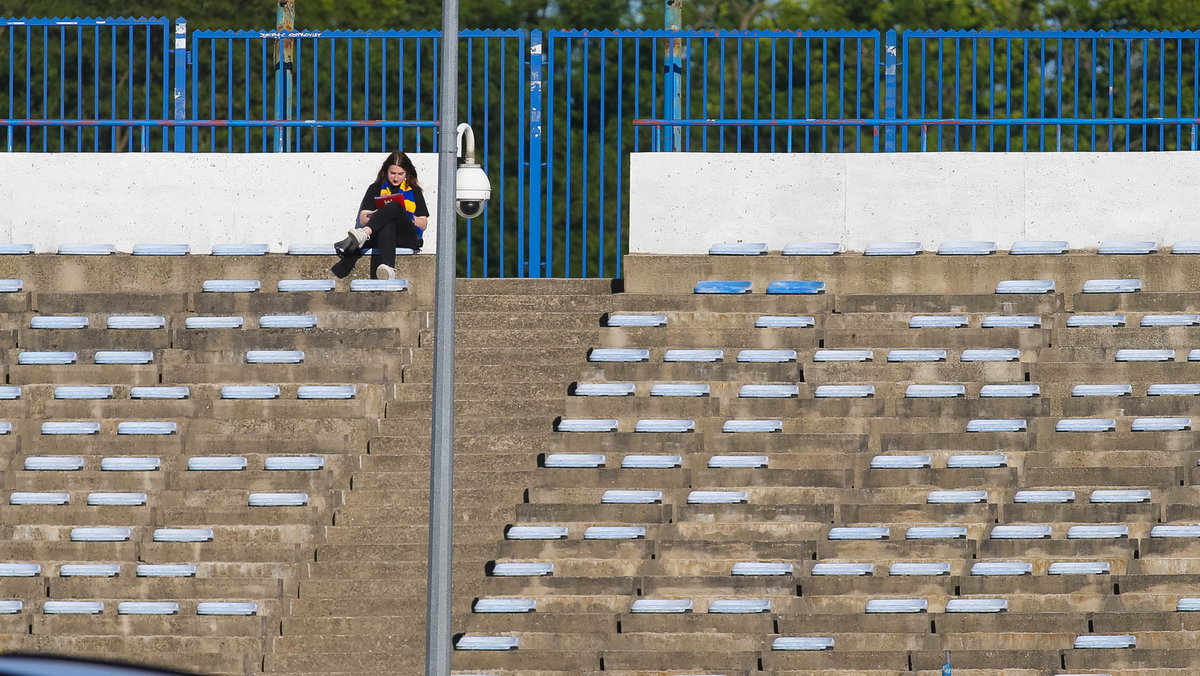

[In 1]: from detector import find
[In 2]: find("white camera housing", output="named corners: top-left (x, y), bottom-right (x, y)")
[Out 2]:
top-left (456, 163), bottom-right (491, 219)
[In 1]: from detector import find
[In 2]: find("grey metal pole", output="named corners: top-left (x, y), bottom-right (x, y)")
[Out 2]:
top-left (424, 0), bottom-right (459, 670)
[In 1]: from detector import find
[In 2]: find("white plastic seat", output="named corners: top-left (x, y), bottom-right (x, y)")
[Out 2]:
top-left (688, 490), bottom-right (748, 504)
top-left (982, 315), bottom-right (1041, 328)
top-left (108, 315), bottom-right (168, 330)
top-left (928, 490), bottom-right (987, 504)
top-left (58, 244), bottom-right (114, 255)
top-left (1148, 384), bottom-right (1200, 396)
top-left (277, 280), bottom-right (335, 292)
top-left (473, 599), bottom-right (538, 613)
top-left (0, 245), bottom-right (33, 255)
top-left (772, 637), bottom-right (834, 650)
top-left (545, 454), bottom-right (604, 468)
top-left (119, 602), bottom-right (179, 615)
top-left (664, 349), bottom-right (723, 362)
top-left (709, 455), bottom-right (768, 468)
top-left (350, 279), bottom-right (409, 292)
top-left (1014, 490), bottom-right (1075, 503)
top-left (0, 601), bottom-right (22, 614)
top-left (971, 561), bottom-right (1032, 576)
top-left (1091, 489), bottom-right (1150, 503)
top-left (1074, 635), bottom-right (1134, 649)
top-left (1067, 314), bottom-right (1126, 327)
top-left (264, 457), bottom-right (325, 471)
top-left (54, 386), bottom-right (113, 400)
top-left (42, 422), bottom-right (99, 435)
top-left (722, 419), bottom-right (781, 433)
top-left (490, 562), bottom-right (554, 576)
top-left (887, 349), bottom-right (946, 362)
top-left (1172, 241), bottom-right (1200, 254)
top-left (246, 350), bottom-right (304, 364)
top-left (1116, 349), bottom-right (1174, 362)
top-left (907, 526), bottom-right (967, 540)
top-left (871, 455), bottom-right (931, 469)
top-left (1142, 314), bottom-right (1200, 326)
top-left (815, 385), bottom-right (874, 398)
top-left (909, 315), bottom-right (968, 328)
top-left (588, 348), bottom-right (649, 362)
top-left (10, 492), bottom-right (69, 505)
top-left (1010, 240), bottom-right (1068, 255)
top-left (709, 242), bottom-right (766, 255)
top-left (187, 457), bottom-right (247, 471)
top-left (153, 528), bottom-right (213, 542)
top-left (1191, 350), bottom-right (1200, 362)
top-left (947, 454), bottom-right (1007, 469)
top-left (197, 602), bottom-right (258, 616)
top-left (601, 490), bottom-right (662, 504)
top-left (979, 384), bottom-right (1040, 398)
top-left (211, 244), bottom-right (268, 256)
top-left (44, 601), bottom-right (104, 614)
top-left (961, 348), bottom-right (1020, 362)
top-left (737, 349), bottom-right (796, 363)
top-left (811, 562), bottom-right (873, 576)
top-left (287, 244), bottom-right (336, 256)
top-left (738, 384), bottom-right (797, 398)
top-left (967, 419), bottom-right (1026, 432)
top-left (0, 279), bottom-right (21, 293)
top-left (756, 315), bottom-right (814, 328)
top-left (221, 385), bottom-right (281, 400)
top-left (829, 527), bottom-right (889, 540)
top-left (636, 419), bottom-right (695, 433)
top-left (202, 280), bottom-right (261, 293)
top-left (938, 241), bottom-right (995, 255)
top-left (1099, 240), bottom-right (1155, 254)
top-left (866, 599), bottom-right (927, 613)
top-left (506, 526), bottom-right (568, 540)
top-left (1067, 525), bottom-right (1128, 539)
top-left (651, 383), bottom-right (710, 397)
top-left (19, 351), bottom-right (76, 365)
top-left (1131, 417), bottom-right (1190, 431)
top-left (1178, 599), bottom-right (1200, 611)
top-left (87, 492), bottom-right (148, 506)
top-left (1083, 279), bottom-right (1141, 293)
top-left (889, 562), bottom-right (950, 576)
top-left (605, 314), bottom-right (667, 327)
top-left (248, 492), bottom-right (309, 506)
top-left (631, 599), bottom-right (693, 613)
top-left (71, 527), bottom-right (131, 542)
top-left (1037, 562), bottom-right (1109, 585)
top-left (259, 314), bottom-right (318, 329)
top-left (946, 599), bottom-right (1008, 613)
top-left (24, 457), bottom-right (84, 471)
top-left (455, 636), bottom-right (518, 651)
top-left (95, 350), bottom-right (153, 365)
top-left (1151, 525), bottom-right (1200, 538)
top-left (185, 316), bottom-right (244, 329)
top-left (1056, 418), bottom-right (1116, 432)
top-left (60, 564), bottom-right (120, 577)
top-left (996, 280), bottom-right (1055, 294)
top-left (622, 455), bottom-right (682, 469)
top-left (117, 422), bottom-right (177, 435)
top-left (136, 564), bottom-right (196, 577)
top-left (0, 386), bottom-right (19, 400)
top-left (732, 562), bottom-right (792, 576)
top-left (708, 599), bottom-right (771, 613)
top-left (1072, 384), bottom-right (1132, 397)
top-left (865, 241), bottom-right (921, 256)
top-left (0, 564), bottom-right (40, 577)
top-left (905, 385), bottom-right (964, 398)
top-left (30, 316), bottom-right (87, 329)
top-left (132, 244), bottom-right (189, 256)
top-left (991, 525), bottom-right (1051, 539)
top-left (583, 526), bottom-right (645, 540)
top-left (813, 349), bottom-right (872, 362)
top-left (297, 385), bottom-right (357, 399)
top-left (782, 242), bottom-right (842, 256)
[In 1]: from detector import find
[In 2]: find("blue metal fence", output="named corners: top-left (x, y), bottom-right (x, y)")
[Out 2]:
top-left (3, 20), bottom-right (1200, 277)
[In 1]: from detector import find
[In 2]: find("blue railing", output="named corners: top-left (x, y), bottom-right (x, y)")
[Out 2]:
top-left (3, 19), bottom-right (1200, 278)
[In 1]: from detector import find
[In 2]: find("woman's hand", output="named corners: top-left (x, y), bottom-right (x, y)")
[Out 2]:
top-left (414, 216), bottom-right (429, 230)
top-left (358, 209), bottom-right (376, 227)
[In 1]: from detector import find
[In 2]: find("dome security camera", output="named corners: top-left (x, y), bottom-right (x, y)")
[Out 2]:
top-left (455, 162), bottom-right (491, 219)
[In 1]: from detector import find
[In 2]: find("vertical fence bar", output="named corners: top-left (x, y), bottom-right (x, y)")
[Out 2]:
top-left (884, 30), bottom-right (897, 151)
top-left (173, 19), bottom-right (187, 151)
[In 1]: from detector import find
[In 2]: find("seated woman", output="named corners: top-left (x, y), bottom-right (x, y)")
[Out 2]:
top-left (335, 151), bottom-right (429, 280)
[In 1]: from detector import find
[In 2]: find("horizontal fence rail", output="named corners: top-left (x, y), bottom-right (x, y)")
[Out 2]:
top-left (4, 19), bottom-right (1200, 278)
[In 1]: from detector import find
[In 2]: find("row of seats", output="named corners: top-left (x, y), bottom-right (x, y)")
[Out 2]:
top-left (0, 600), bottom-right (258, 615)
top-left (709, 240), bottom-right (1200, 256)
top-left (9, 492), bottom-right (312, 506)
top-left (19, 315), bottom-right (332, 330)
top-left (555, 417), bottom-right (1197, 432)
top-left (501, 523), bottom-right (1193, 540)
top-left (572, 383), bottom-right (1200, 397)
top-left (0, 385), bottom-right (357, 400)
top-left (22, 455), bottom-right (324, 471)
top-left (15, 350), bottom-right (308, 364)
top-left (0, 279), bottom-right (408, 293)
top-left (694, 279), bottom-right (1150, 294)
top-left (0, 244), bottom-right (414, 257)
top-left (590, 347), bottom-right (1200, 362)
top-left (606, 313), bottom-right (1200, 328)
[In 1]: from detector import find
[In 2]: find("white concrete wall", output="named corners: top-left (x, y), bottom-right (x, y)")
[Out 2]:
top-left (629, 152), bottom-right (1200, 253)
top-left (0, 153), bottom-right (440, 253)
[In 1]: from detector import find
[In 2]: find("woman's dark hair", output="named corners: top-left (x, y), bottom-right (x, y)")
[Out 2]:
top-left (374, 151), bottom-right (420, 188)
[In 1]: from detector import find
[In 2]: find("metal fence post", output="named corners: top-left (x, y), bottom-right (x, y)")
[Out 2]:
top-left (662, 0), bottom-right (684, 151)
top-left (884, 29), bottom-right (897, 152)
top-left (273, 1), bottom-right (296, 152)
top-left (172, 18), bottom-right (188, 151)
top-left (526, 30), bottom-right (544, 278)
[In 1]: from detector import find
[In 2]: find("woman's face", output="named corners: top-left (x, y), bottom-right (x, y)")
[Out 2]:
top-left (387, 164), bottom-right (408, 186)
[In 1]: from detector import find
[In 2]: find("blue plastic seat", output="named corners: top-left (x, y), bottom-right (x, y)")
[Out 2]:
top-left (211, 244), bottom-right (268, 256)
top-left (202, 280), bottom-right (261, 293)
top-left (981, 315), bottom-right (1041, 328)
top-left (756, 315), bottom-right (814, 328)
top-left (709, 242), bottom-right (767, 255)
top-left (694, 280), bottom-right (751, 294)
top-left (782, 242), bottom-right (842, 256)
top-left (938, 241), bottom-right (996, 255)
top-left (132, 244), bottom-right (189, 256)
top-left (1099, 240), bottom-right (1155, 254)
top-left (277, 280), bottom-right (336, 292)
top-left (349, 279), bottom-right (409, 291)
top-left (58, 244), bottom-right (114, 255)
top-left (766, 280), bottom-right (825, 295)
top-left (865, 241), bottom-right (921, 256)
top-left (287, 244), bottom-right (337, 255)
top-left (1010, 240), bottom-right (1068, 255)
